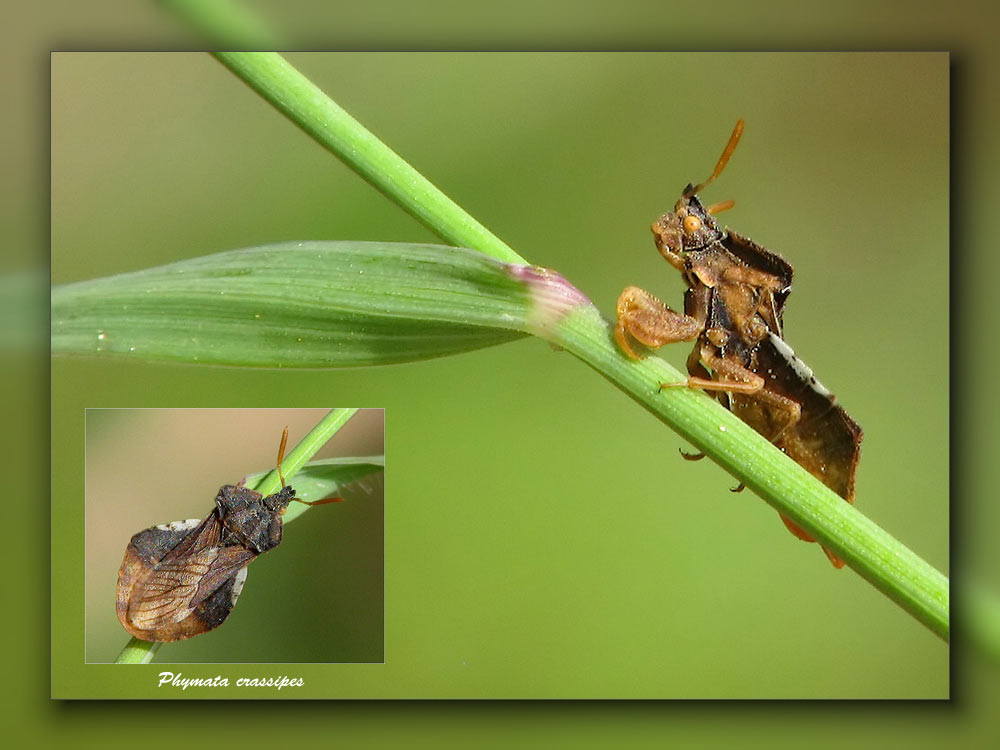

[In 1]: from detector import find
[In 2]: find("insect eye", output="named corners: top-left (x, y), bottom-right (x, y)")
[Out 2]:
top-left (683, 215), bottom-right (702, 235)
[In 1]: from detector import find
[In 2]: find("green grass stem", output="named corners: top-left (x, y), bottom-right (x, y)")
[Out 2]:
top-left (212, 52), bottom-right (526, 266)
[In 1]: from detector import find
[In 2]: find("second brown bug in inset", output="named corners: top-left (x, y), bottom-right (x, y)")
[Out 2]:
top-left (116, 428), bottom-right (341, 641)
top-left (615, 120), bottom-right (863, 567)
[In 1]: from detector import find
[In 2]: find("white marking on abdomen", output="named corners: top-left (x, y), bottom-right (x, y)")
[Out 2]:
top-left (767, 332), bottom-right (833, 398)
top-left (155, 518), bottom-right (202, 532)
top-left (230, 566), bottom-right (249, 605)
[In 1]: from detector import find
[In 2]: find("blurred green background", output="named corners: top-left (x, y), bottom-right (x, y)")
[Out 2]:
top-left (84, 408), bottom-right (384, 665)
top-left (53, 53), bottom-right (947, 698)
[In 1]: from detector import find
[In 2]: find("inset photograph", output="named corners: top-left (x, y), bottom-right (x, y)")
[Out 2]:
top-left (85, 408), bottom-right (384, 664)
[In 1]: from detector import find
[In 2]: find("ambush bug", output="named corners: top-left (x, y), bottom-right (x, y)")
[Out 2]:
top-left (116, 428), bottom-right (340, 641)
top-left (615, 120), bottom-right (863, 567)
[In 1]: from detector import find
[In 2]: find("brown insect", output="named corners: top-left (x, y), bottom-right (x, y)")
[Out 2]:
top-left (615, 120), bottom-right (862, 567)
top-left (116, 428), bottom-right (340, 641)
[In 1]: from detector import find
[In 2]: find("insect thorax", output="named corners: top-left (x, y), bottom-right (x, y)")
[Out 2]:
top-left (215, 484), bottom-right (294, 553)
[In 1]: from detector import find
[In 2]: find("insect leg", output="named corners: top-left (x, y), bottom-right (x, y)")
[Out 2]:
top-left (778, 514), bottom-right (846, 568)
top-left (668, 344), bottom-right (804, 445)
top-left (660, 342), bottom-right (765, 394)
top-left (614, 286), bottom-right (703, 360)
top-left (664, 342), bottom-right (803, 442)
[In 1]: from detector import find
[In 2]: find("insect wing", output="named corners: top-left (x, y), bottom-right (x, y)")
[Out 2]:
top-left (117, 512), bottom-right (258, 641)
top-left (159, 512), bottom-right (221, 562)
top-left (186, 545), bottom-right (259, 609)
top-left (722, 230), bottom-right (793, 293)
top-left (723, 230), bottom-right (793, 335)
top-left (750, 334), bottom-right (863, 502)
top-left (126, 547), bottom-right (222, 631)
top-left (117, 516), bottom-right (204, 639)
top-left (127, 545), bottom-right (258, 630)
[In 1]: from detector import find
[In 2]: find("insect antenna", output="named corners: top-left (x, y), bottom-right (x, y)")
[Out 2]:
top-left (276, 426), bottom-right (290, 487)
top-left (293, 495), bottom-right (343, 507)
top-left (683, 118), bottom-right (744, 199)
top-left (276, 425), bottom-right (344, 507)
top-left (705, 199), bottom-right (736, 215)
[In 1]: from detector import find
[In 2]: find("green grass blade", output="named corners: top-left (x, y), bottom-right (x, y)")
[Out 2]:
top-left (53, 242), bottom-right (532, 367)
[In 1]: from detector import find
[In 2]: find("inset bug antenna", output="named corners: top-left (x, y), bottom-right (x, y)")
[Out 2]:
top-left (683, 119), bottom-right (744, 199)
top-left (277, 425), bottom-right (344, 507)
top-left (295, 494), bottom-right (343, 507)
top-left (276, 426), bottom-right (289, 487)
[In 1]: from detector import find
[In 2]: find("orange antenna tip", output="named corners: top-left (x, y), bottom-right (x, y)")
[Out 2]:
top-left (705, 199), bottom-right (736, 215)
top-left (684, 119), bottom-right (745, 198)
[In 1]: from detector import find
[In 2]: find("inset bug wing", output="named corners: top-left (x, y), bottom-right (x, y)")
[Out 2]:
top-left (127, 548), bottom-right (222, 630)
top-left (187, 546), bottom-right (259, 610)
top-left (159, 512), bottom-right (221, 563)
top-left (127, 545), bottom-right (260, 631)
